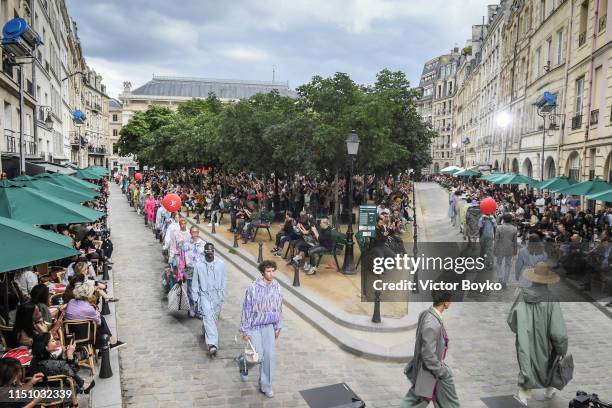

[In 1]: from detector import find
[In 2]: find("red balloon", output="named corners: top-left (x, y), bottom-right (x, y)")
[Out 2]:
top-left (135, 172), bottom-right (142, 181)
top-left (162, 193), bottom-right (182, 212)
top-left (480, 197), bottom-right (497, 215)
top-left (115, 175), bottom-right (120, 181)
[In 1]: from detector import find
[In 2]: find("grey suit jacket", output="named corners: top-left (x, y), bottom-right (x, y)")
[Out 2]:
top-left (405, 307), bottom-right (448, 397)
top-left (494, 223), bottom-right (518, 257)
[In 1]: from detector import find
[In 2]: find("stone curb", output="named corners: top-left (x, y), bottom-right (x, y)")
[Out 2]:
top-left (183, 216), bottom-right (416, 362)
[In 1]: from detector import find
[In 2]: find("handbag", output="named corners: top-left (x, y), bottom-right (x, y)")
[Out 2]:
top-left (244, 339), bottom-right (260, 364)
top-left (167, 282), bottom-right (190, 311)
top-left (547, 354), bottom-right (574, 390)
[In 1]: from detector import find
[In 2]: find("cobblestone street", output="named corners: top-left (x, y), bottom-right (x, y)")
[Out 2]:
top-left (108, 183), bottom-right (612, 407)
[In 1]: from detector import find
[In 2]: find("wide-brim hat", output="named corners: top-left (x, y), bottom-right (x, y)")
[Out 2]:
top-left (523, 262), bottom-right (560, 284)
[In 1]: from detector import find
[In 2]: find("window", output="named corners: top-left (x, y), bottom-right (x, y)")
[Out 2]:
top-left (546, 38), bottom-right (552, 68)
top-left (112, 114), bottom-right (118, 122)
top-left (575, 76), bottom-right (585, 114)
top-left (556, 29), bottom-right (564, 64)
top-left (579, 1), bottom-right (588, 46)
top-left (113, 129), bottom-right (118, 136)
top-left (534, 47), bottom-right (542, 78)
top-left (540, 0), bottom-right (546, 21)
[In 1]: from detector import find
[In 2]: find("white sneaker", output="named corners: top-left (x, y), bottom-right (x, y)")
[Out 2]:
top-left (306, 267), bottom-right (317, 275)
top-left (303, 263), bottom-right (311, 271)
top-left (215, 222), bottom-right (220, 226)
top-left (513, 387), bottom-right (530, 406)
top-left (292, 255), bottom-right (302, 263)
top-left (208, 222), bottom-right (213, 226)
top-left (545, 387), bottom-right (556, 399)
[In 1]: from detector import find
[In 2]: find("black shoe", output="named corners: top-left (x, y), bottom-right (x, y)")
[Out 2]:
top-left (83, 380), bottom-right (96, 394)
top-left (208, 345), bottom-right (217, 357)
top-left (109, 340), bottom-right (126, 350)
top-left (605, 301), bottom-right (612, 307)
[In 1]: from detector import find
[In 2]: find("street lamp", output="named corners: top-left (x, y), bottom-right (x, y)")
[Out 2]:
top-left (72, 110), bottom-right (87, 168)
top-left (495, 111), bottom-right (511, 171)
top-left (342, 130), bottom-right (360, 275)
top-left (533, 92), bottom-right (561, 181)
top-left (451, 142), bottom-right (458, 166)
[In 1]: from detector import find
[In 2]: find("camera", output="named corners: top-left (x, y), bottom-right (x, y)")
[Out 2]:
top-left (569, 391), bottom-right (612, 408)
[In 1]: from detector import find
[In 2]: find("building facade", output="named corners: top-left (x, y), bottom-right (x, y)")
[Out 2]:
top-left (421, 0), bottom-right (612, 186)
top-left (0, 0), bottom-right (109, 176)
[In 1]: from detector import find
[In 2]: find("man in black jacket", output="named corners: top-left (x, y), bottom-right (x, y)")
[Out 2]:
top-left (304, 219), bottom-right (334, 276)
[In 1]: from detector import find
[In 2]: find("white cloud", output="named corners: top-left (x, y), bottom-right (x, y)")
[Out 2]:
top-left (221, 45), bottom-right (270, 62)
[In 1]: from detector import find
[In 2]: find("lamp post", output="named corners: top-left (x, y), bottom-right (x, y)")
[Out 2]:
top-left (451, 142), bottom-right (458, 166)
top-left (533, 92), bottom-right (562, 181)
top-left (72, 110), bottom-right (87, 168)
top-left (341, 130), bottom-right (360, 275)
top-left (495, 111), bottom-right (511, 172)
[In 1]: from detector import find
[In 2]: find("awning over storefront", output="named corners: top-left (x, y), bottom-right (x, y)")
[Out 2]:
top-left (31, 161), bottom-right (76, 175)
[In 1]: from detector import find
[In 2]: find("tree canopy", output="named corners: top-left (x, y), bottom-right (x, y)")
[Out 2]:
top-left (116, 70), bottom-right (434, 176)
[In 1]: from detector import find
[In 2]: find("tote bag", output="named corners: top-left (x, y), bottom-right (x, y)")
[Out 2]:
top-left (168, 282), bottom-right (190, 311)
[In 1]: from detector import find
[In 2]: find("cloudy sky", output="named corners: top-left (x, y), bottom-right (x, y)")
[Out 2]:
top-left (65, 0), bottom-right (494, 99)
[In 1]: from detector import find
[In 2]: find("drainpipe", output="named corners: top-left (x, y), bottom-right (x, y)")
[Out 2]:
top-left (557, 0), bottom-right (574, 177)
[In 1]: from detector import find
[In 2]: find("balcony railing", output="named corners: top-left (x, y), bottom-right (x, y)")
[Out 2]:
top-left (4, 131), bottom-right (16, 153)
top-left (590, 109), bottom-right (599, 125)
top-left (571, 114), bottom-right (583, 130)
top-left (600, 14), bottom-right (607, 32)
top-left (578, 31), bottom-right (587, 46)
top-left (88, 146), bottom-right (107, 155)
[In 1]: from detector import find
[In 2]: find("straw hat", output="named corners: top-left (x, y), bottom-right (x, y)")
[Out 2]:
top-left (523, 262), bottom-right (560, 284)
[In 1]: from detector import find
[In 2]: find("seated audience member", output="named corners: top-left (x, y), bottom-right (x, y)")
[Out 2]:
top-left (63, 283), bottom-right (125, 350)
top-left (0, 357), bottom-right (44, 408)
top-left (12, 303), bottom-right (51, 347)
top-left (14, 267), bottom-right (38, 301)
top-left (29, 284), bottom-right (60, 322)
top-left (271, 211), bottom-right (297, 257)
top-left (29, 332), bottom-right (94, 394)
top-left (303, 218), bottom-right (335, 275)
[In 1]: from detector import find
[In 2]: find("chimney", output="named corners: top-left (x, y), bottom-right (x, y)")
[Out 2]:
top-left (123, 81), bottom-right (132, 93)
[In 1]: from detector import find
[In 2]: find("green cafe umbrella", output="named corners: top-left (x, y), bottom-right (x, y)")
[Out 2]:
top-left (440, 165), bottom-right (463, 174)
top-left (481, 172), bottom-right (506, 182)
top-left (0, 215), bottom-right (79, 273)
top-left (0, 183), bottom-right (104, 225)
top-left (554, 178), bottom-right (612, 196)
top-left (454, 169), bottom-right (480, 177)
top-left (87, 166), bottom-right (109, 176)
top-left (77, 168), bottom-right (103, 180)
top-left (586, 188), bottom-right (612, 202)
top-left (35, 173), bottom-right (100, 191)
top-left (533, 176), bottom-right (577, 191)
top-left (493, 173), bottom-right (536, 185)
top-left (11, 178), bottom-right (99, 204)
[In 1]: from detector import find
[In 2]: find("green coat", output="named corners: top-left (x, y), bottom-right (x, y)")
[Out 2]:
top-left (507, 284), bottom-right (568, 389)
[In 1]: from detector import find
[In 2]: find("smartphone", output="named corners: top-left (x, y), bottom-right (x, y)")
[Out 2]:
top-left (65, 334), bottom-right (75, 344)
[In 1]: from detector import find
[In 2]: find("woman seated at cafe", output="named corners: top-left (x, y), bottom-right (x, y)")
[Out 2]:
top-left (64, 262), bottom-right (116, 303)
top-left (63, 283), bottom-right (124, 350)
top-left (0, 357), bottom-right (45, 408)
top-left (29, 284), bottom-right (60, 322)
top-left (29, 332), bottom-right (95, 394)
top-left (12, 302), bottom-right (54, 347)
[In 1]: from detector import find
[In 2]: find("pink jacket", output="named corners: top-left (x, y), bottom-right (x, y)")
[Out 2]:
top-left (145, 198), bottom-right (157, 222)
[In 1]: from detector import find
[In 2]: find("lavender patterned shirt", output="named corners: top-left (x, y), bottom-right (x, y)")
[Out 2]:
top-left (240, 277), bottom-right (283, 336)
top-left (182, 237), bottom-right (206, 267)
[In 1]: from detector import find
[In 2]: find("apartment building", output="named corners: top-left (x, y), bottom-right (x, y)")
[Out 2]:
top-left (416, 51), bottom-right (460, 173)
top-left (0, 0), bottom-right (109, 176)
top-left (422, 0), bottom-right (612, 184)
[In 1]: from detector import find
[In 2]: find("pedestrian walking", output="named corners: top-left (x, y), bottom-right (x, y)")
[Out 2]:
top-left (514, 234), bottom-right (548, 289)
top-left (401, 290), bottom-right (460, 408)
top-left (191, 243), bottom-right (226, 357)
top-left (494, 213), bottom-right (517, 287)
top-left (239, 260), bottom-right (283, 399)
top-left (507, 262), bottom-right (568, 405)
top-left (479, 212), bottom-right (496, 268)
top-left (182, 226), bottom-right (206, 317)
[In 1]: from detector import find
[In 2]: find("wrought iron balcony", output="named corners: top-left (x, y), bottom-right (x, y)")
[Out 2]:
top-left (4, 130), bottom-right (16, 153)
top-left (590, 109), bottom-right (599, 126)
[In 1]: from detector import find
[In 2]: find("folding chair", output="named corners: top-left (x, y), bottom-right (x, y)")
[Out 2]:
top-left (23, 375), bottom-right (78, 407)
top-left (62, 320), bottom-right (97, 374)
top-left (315, 232), bottom-right (346, 271)
top-left (253, 211), bottom-right (274, 241)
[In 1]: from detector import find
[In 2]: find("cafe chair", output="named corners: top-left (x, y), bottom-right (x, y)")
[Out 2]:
top-left (23, 375), bottom-right (78, 407)
top-left (62, 319), bottom-right (97, 374)
top-left (0, 323), bottom-right (15, 350)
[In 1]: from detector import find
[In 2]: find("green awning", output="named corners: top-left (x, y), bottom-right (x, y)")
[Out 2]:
top-left (454, 169), bottom-right (480, 177)
top-left (586, 188), bottom-right (612, 201)
top-left (35, 173), bottom-right (100, 191)
top-left (554, 178), bottom-right (612, 195)
top-left (77, 168), bottom-right (103, 180)
top-left (11, 178), bottom-right (99, 203)
top-left (533, 176), bottom-right (577, 190)
top-left (440, 166), bottom-right (463, 174)
top-left (493, 173), bottom-right (536, 185)
top-left (0, 184), bottom-right (104, 225)
top-left (85, 166), bottom-right (109, 176)
top-left (481, 172), bottom-right (506, 182)
top-left (0, 215), bottom-right (79, 273)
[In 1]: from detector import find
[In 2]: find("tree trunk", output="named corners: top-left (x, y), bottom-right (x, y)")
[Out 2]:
top-left (333, 170), bottom-right (340, 231)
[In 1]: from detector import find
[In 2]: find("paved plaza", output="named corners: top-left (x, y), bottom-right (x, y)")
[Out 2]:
top-left (108, 182), bottom-right (612, 408)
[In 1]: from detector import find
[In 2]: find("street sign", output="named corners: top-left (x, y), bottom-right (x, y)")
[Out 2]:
top-left (358, 205), bottom-right (377, 237)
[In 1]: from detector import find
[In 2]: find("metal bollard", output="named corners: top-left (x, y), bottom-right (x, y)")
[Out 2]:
top-left (372, 290), bottom-right (381, 323)
top-left (233, 232), bottom-right (239, 248)
top-left (257, 242), bottom-right (263, 263)
top-left (211, 221), bottom-right (216, 234)
top-left (102, 261), bottom-right (110, 281)
top-left (101, 297), bottom-right (111, 316)
top-left (292, 262), bottom-right (300, 287)
top-left (195, 213), bottom-right (200, 224)
top-left (98, 344), bottom-right (113, 378)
